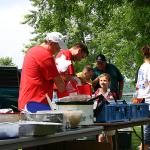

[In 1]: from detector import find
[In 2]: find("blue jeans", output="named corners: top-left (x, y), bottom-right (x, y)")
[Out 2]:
top-left (144, 110), bottom-right (150, 147)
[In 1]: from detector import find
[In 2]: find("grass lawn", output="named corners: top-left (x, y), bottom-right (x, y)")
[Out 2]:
top-left (132, 126), bottom-right (141, 150)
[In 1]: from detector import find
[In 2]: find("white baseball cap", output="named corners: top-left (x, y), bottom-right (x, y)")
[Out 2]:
top-left (45, 32), bottom-right (68, 49)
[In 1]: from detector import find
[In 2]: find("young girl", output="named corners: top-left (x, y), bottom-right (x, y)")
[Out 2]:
top-left (94, 73), bottom-right (117, 149)
top-left (94, 73), bottom-right (117, 100)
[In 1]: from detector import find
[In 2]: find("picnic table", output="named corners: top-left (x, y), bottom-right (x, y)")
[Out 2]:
top-left (0, 126), bottom-right (103, 150)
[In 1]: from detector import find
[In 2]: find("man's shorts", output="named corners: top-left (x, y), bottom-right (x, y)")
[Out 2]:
top-left (25, 102), bottom-right (51, 113)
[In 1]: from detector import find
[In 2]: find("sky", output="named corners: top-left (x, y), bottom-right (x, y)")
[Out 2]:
top-left (0, 0), bottom-right (33, 68)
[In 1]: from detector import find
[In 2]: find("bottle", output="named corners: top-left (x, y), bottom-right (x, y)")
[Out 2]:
top-left (52, 91), bottom-right (58, 102)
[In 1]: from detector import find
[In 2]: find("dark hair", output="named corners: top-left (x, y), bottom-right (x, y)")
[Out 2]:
top-left (83, 65), bottom-right (93, 72)
top-left (73, 43), bottom-right (89, 56)
top-left (141, 45), bottom-right (150, 58)
top-left (96, 54), bottom-right (106, 61)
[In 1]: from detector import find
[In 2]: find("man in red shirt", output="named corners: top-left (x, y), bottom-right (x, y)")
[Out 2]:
top-left (18, 32), bottom-right (67, 112)
top-left (55, 43), bottom-right (89, 97)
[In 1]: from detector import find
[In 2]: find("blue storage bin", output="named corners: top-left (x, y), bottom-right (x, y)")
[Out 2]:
top-left (129, 103), bottom-right (149, 120)
top-left (96, 103), bottom-right (130, 122)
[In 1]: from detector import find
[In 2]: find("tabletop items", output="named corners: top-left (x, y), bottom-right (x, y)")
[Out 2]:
top-left (19, 121), bottom-right (62, 136)
top-left (55, 101), bottom-right (94, 126)
top-left (0, 94), bottom-right (149, 140)
top-left (22, 110), bottom-right (83, 129)
top-left (95, 99), bottom-right (149, 123)
top-left (0, 109), bottom-right (85, 139)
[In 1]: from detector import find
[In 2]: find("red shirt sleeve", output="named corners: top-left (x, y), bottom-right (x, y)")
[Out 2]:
top-left (56, 50), bottom-right (75, 75)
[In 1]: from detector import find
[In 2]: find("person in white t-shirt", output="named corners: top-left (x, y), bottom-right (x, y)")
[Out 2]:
top-left (136, 45), bottom-right (150, 150)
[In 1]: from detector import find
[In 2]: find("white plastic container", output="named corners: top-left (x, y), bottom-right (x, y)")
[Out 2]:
top-left (0, 122), bottom-right (19, 139)
top-left (56, 101), bottom-right (94, 125)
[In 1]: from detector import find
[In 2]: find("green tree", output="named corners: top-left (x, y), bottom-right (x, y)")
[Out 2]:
top-left (22, 0), bottom-right (150, 81)
top-left (0, 57), bottom-right (15, 66)
top-left (97, 1), bottom-right (150, 79)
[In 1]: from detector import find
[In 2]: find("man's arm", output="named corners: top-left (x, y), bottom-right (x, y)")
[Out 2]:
top-left (148, 81), bottom-right (150, 88)
top-left (54, 75), bottom-right (66, 92)
top-left (92, 77), bottom-right (99, 88)
top-left (118, 80), bottom-right (124, 99)
top-left (114, 65), bottom-right (124, 99)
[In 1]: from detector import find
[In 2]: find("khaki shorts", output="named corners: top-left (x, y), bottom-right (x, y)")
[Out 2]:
top-left (102, 130), bottom-right (116, 136)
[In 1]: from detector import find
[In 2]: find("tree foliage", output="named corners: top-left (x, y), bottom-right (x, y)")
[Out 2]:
top-left (23, 0), bottom-right (150, 80)
top-left (0, 57), bottom-right (15, 66)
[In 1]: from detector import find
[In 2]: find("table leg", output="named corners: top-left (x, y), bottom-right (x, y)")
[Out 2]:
top-left (114, 129), bottom-right (118, 150)
top-left (141, 125), bottom-right (144, 150)
top-left (104, 132), bottom-right (108, 143)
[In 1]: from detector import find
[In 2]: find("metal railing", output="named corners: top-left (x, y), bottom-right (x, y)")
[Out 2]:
top-left (122, 92), bottom-right (134, 102)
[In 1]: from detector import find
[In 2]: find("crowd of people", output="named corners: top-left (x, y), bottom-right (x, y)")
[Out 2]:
top-left (18, 31), bottom-right (150, 150)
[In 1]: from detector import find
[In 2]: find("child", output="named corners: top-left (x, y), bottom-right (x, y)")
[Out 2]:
top-left (94, 73), bottom-right (117, 149)
top-left (76, 65), bottom-right (93, 85)
top-left (94, 73), bottom-right (117, 100)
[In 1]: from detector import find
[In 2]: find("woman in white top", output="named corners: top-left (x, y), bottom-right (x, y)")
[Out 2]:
top-left (136, 45), bottom-right (150, 150)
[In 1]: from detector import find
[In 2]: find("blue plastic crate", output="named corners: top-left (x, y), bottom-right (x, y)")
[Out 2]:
top-left (96, 104), bottom-right (130, 122)
top-left (129, 103), bottom-right (149, 120)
